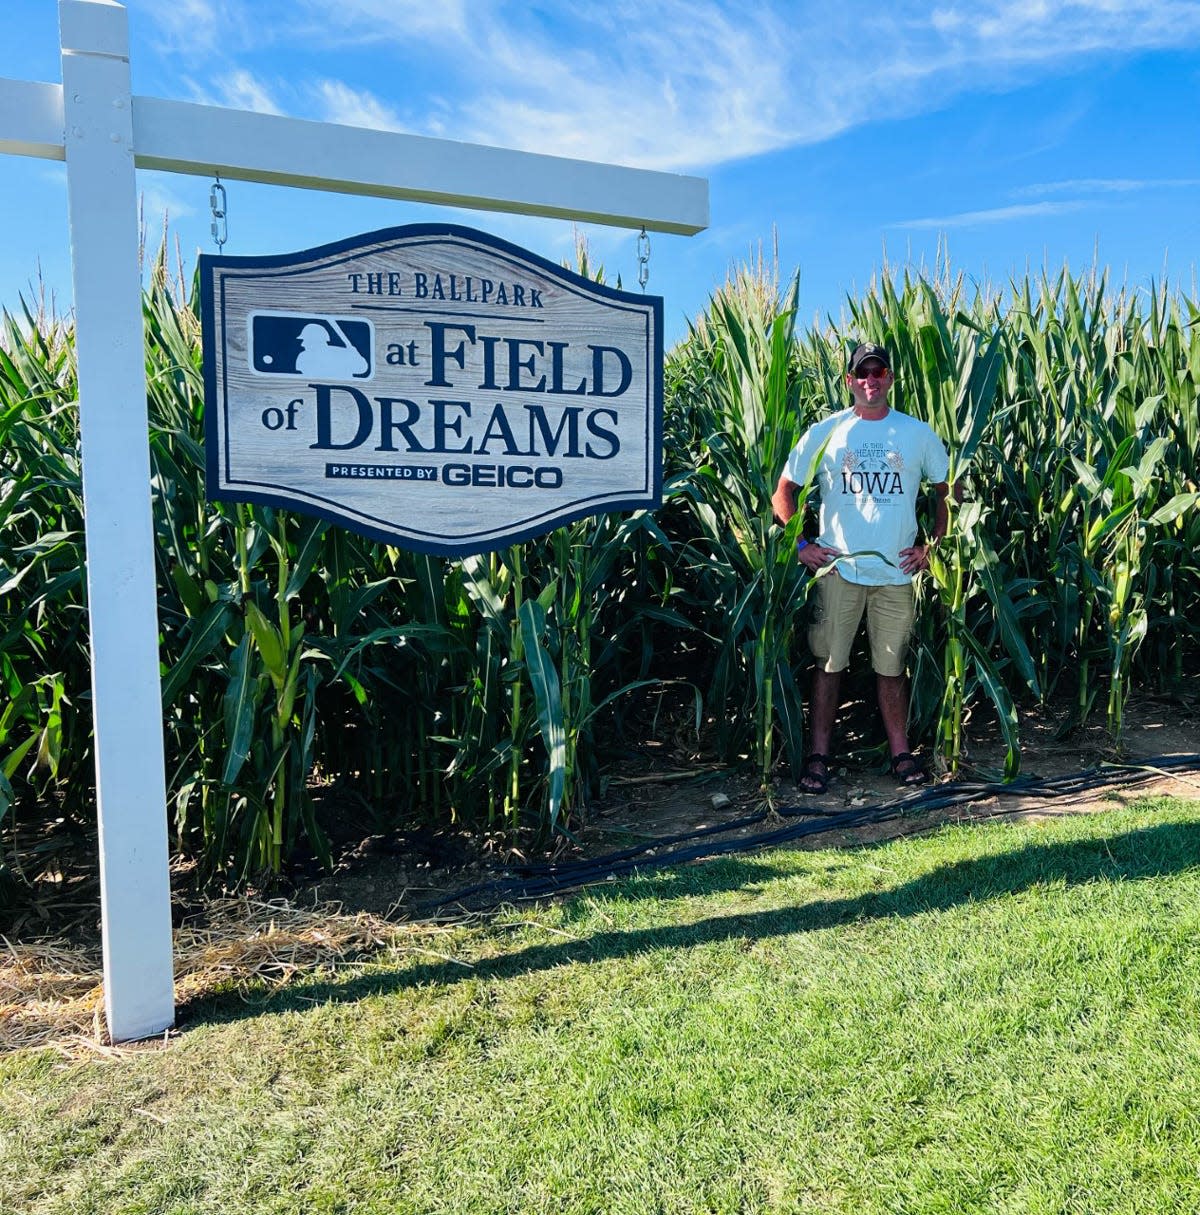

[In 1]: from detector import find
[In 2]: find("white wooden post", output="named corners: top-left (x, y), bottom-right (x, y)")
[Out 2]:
top-left (59, 0), bottom-right (174, 1042)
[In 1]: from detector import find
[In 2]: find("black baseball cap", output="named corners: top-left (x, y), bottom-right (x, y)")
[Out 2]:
top-left (848, 342), bottom-right (891, 373)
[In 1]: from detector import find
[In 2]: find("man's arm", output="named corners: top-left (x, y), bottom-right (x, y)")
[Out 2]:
top-left (899, 481), bottom-right (963, 574)
top-left (772, 474), bottom-right (840, 571)
top-left (771, 474), bottom-right (800, 525)
top-left (931, 481), bottom-right (952, 543)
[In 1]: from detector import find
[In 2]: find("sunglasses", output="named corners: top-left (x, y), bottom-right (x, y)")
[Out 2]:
top-left (851, 365), bottom-right (889, 380)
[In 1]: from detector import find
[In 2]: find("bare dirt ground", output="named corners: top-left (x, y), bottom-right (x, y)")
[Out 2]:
top-left (303, 690), bottom-right (1200, 920)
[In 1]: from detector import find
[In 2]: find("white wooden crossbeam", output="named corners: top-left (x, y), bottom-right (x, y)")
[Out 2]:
top-left (0, 79), bottom-right (709, 235)
top-left (0, 78), bottom-right (65, 160)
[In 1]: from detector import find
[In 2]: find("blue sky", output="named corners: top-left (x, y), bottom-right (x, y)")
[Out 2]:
top-left (2, 0), bottom-right (1199, 346)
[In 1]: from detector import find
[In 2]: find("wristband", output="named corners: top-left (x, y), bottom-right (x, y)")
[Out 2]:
top-left (796, 538), bottom-right (809, 553)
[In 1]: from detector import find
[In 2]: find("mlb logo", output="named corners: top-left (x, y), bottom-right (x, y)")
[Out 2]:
top-left (248, 312), bottom-right (374, 381)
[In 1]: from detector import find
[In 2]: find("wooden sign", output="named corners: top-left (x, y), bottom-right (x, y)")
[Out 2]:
top-left (201, 224), bottom-right (663, 555)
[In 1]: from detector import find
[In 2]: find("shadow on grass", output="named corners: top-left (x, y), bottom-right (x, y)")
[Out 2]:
top-left (182, 816), bottom-right (1200, 1029)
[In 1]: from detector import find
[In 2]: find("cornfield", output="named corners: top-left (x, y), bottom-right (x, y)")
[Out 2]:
top-left (2, 246), bottom-right (1198, 901)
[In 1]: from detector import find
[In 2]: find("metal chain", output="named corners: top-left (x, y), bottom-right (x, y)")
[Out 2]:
top-left (209, 173), bottom-right (228, 250)
top-left (637, 226), bottom-right (650, 292)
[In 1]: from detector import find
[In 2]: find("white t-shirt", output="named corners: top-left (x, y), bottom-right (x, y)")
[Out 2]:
top-left (784, 407), bottom-right (950, 585)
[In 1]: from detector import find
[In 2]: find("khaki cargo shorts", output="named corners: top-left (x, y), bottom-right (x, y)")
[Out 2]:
top-left (808, 571), bottom-right (915, 676)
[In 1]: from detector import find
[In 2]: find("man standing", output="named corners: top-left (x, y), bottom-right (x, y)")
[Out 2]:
top-left (771, 342), bottom-right (951, 792)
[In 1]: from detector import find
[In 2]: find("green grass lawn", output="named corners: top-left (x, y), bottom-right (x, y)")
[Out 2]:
top-left (4, 797), bottom-right (1200, 1214)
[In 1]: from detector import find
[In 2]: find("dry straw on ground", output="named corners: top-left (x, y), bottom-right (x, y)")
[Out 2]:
top-left (1, 897), bottom-right (458, 1058)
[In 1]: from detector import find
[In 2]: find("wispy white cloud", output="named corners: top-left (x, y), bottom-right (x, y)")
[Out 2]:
top-left (138, 176), bottom-right (196, 222)
top-left (941, 0), bottom-right (1200, 56)
top-left (313, 81), bottom-right (406, 132)
top-left (1015, 177), bottom-right (1200, 197)
top-left (454, 4), bottom-right (796, 170)
top-left (293, 0), bottom-right (472, 43)
top-left (893, 172), bottom-right (1200, 236)
top-left (183, 69), bottom-right (285, 115)
top-left (891, 200), bottom-right (1087, 229)
top-left (138, 0), bottom-right (471, 54)
top-left (134, 0), bottom-right (249, 57)
top-left (215, 69), bottom-right (283, 115)
top-left (138, 1), bottom-right (1200, 172)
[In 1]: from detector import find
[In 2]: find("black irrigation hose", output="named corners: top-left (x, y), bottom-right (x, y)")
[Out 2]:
top-left (422, 754), bottom-right (1200, 913)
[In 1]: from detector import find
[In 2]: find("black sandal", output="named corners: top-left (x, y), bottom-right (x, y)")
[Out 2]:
top-left (800, 753), bottom-right (833, 794)
top-left (890, 751), bottom-right (928, 787)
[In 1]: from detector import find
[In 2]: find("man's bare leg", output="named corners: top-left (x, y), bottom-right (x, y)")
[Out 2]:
top-left (803, 668), bottom-right (842, 790)
top-left (876, 673), bottom-right (910, 756)
top-left (877, 673), bottom-right (926, 782)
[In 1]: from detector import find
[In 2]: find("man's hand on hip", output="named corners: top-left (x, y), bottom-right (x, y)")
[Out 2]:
top-left (799, 544), bottom-right (841, 572)
top-left (899, 544), bottom-right (932, 575)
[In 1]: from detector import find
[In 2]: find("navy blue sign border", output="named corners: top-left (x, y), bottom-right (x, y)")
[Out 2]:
top-left (200, 222), bottom-right (664, 557)
top-left (209, 241), bottom-right (656, 540)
